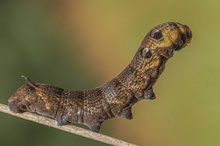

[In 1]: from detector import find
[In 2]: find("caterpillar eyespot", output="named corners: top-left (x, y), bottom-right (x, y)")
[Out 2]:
top-left (8, 22), bottom-right (192, 132)
top-left (151, 29), bottom-right (162, 40)
top-left (142, 47), bottom-right (152, 58)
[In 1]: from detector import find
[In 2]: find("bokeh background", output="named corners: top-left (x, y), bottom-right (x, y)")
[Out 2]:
top-left (0, 0), bottom-right (219, 146)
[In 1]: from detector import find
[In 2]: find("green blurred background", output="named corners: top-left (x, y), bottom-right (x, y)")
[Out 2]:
top-left (0, 0), bottom-right (219, 146)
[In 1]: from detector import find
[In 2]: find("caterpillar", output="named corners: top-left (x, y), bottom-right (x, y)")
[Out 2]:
top-left (8, 22), bottom-right (192, 132)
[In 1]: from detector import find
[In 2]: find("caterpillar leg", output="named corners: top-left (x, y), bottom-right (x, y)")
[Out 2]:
top-left (120, 107), bottom-right (133, 120)
top-left (55, 116), bottom-right (71, 126)
top-left (8, 92), bottom-right (32, 113)
top-left (8, 97), bottom-right (25, 113)
top-left (8, 76), bottom-right (37, 113)
top-left (143, 87), bottom-right (156, 100)
top-left (87, 122), bottom-right (102, 132)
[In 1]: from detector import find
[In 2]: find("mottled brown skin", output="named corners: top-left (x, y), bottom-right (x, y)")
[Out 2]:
top-left (8, 22), bottom-right (192, 132)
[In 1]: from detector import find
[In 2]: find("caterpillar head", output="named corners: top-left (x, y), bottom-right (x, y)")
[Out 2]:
top-left (129, 22), bottom-right (192, 80)
top-left (140, 22), bottom-right (192, 60)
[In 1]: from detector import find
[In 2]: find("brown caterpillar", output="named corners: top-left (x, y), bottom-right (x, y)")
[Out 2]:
top-left (8, 22), bottom-right (192, 132)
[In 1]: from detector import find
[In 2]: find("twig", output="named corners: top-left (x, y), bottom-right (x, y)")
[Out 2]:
top-left (0, 103), bottom-right (137, 146)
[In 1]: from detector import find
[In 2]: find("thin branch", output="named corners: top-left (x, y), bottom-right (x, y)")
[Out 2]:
top-left (0, 103), bottom-right (137, 146)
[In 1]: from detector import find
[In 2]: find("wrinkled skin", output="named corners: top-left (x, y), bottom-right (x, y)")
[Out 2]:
top-left (8, 22), bottom-right (192, 132)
